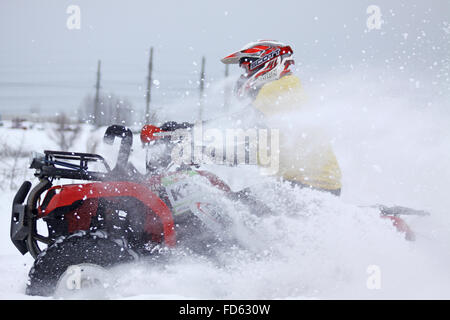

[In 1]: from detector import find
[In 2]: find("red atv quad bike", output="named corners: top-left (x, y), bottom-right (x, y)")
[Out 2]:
top-left (10, 124), bottom-right (421, 297)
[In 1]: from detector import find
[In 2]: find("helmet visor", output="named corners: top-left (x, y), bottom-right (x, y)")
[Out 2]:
top-left (239, 57), bottom-right (259, 76)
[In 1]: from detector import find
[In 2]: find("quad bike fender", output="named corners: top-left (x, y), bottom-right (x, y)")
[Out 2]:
top-left (39, 182), bottom-right (176, 246)
top-left (11, 181), bottom-right (33, 254)
top-left (381, 215), bottom-right (415, 241)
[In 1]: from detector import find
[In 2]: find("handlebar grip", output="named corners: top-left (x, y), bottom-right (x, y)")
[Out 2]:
top-left (103, 125), bottom-right (133, 145)
top-left (103, 125), bottom-right (133, 169)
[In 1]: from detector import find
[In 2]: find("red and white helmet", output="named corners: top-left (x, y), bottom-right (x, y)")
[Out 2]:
top-left (221, 40), bottom-right (294, 98)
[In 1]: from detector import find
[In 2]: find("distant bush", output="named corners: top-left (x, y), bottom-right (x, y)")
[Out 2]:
top-left (0, 141), bottom-right (29, 158)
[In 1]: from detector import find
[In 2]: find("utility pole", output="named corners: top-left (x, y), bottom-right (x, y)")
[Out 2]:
top-left (94, 60), bottom-right (101, 127)
top-left (145, 47), bottom-right (154, 124)
top-left (198, 56), bottom-right (206, 120)
top-left (224, 63), bottom-right (230, 111)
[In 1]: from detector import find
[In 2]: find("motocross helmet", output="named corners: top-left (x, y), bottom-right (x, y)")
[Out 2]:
top-left (221, 40), bottom-right (294, 99)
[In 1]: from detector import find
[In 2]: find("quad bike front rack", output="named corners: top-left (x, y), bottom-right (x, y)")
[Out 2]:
top-left (31, 150), bottom-right (111, 181)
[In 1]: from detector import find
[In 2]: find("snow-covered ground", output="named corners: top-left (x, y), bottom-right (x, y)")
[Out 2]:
top-left (0, 69), bottom-right (449, 300)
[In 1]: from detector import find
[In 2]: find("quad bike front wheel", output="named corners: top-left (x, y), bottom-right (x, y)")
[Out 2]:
top-left (26, 231), bottom-right (136, 297)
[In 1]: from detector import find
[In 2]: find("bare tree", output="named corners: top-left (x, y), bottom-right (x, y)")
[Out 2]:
top-left (79, 93), bottom-right (136, 127)
top-left (0, 134), bottom-right (28, 190)
top-left (106, 94), bottom-right (135, 125)
top-left (48, 113), bottom-right (81, 151)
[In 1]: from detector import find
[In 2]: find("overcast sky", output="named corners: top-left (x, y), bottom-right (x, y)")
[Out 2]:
top-left (1, 0), bottom-right (449, 117)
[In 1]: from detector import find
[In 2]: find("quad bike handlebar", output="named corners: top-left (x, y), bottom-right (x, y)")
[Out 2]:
top-left (103, 125), bottom-right (133, 170)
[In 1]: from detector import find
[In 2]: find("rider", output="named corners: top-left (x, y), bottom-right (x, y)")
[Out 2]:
top-left (221, 40), bottom-right (342, 195)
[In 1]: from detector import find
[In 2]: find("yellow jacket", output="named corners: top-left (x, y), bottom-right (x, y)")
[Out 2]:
top-left (253, 74), bottom-right (342, 192)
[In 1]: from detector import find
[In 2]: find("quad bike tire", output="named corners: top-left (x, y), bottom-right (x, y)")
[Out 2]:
top-left (26, 231), bottom-right (135, 297)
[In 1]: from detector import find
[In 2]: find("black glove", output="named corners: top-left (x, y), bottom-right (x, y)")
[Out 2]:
top-left (160, 121), bottom-right (193, 132)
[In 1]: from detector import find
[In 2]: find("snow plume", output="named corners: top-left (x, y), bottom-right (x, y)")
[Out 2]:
top-left (102, 67), bottom-right (450, 300)
top-left (103, 179), bottom-right (444, 299)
